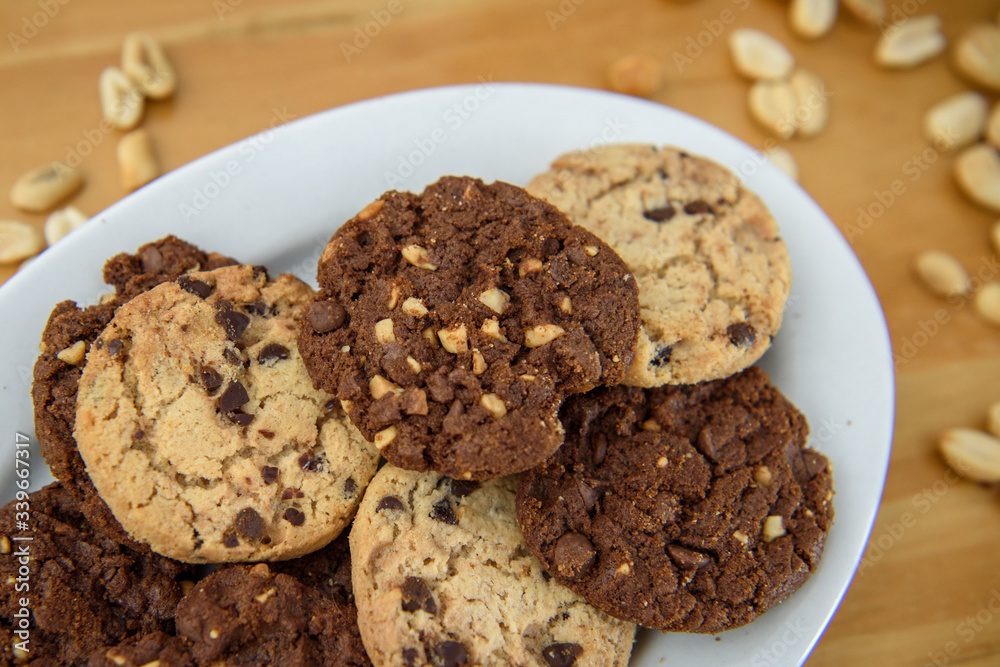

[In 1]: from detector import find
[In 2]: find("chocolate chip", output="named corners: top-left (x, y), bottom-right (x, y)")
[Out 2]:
top-left (577, 480), bottom-right (597, 513)
top-left (223, 534), bottom-right (239, 548)
top-left (298, 449), bottom-right (325, 472)
top-left (803, 450), bottom-right (828, 479)
top-left (251, 265), bottom-right (269, 281)
top-left (132, 430), bottom-right (146, 441)
top-left (306, 301), bottom-right (346, 333)
top-left (234, 508), bottom-right (265, 541)
top-left (258, 429), bottom-right (275, 439)
top-left (449, 479), bottom-right (479, 498)
top-left (433, 640), bottom-right (468, 667)
top-left (377, 496), bottom-right (404, 512)
top-left (403, 648), bottom-right (419, 666)
top-left (726, 322), bottom-right (756, 347)
top-left (684, 200), bottom-right (713, 215)
top-left (542, 643), bottom-right (583, 667)
top-left (400, 576), bottom-right (437, 614)
top-left (542, 237), bottom-right (561, 257)
top-left (643, 206), bottom-right (676, 222)
top-left (248, 301), bottom-right (268, 316)
top-left (257, 343), bottom-right (289, 364)
top-left (218, 381), bottom-right (250, 412)
top-left (324, 398), bottom-right (338, 411)
top-left (283, 508), bottom-right (306, 526)
top-left (177, 276), bottom-right (213, 299)
top-left (222, 348), bottom-right (244, 367)
top-left (431, 498), bottom-right (458, 525)
top-left (667, 544), bottom-right (710, 570)
top-left (651, 345), bottom-right (673, 368)
top-left (215, 303), bottom-right (251, 341)
top-left (140, 246), bottom-right (164, 273)
top-left (553, 532), bottom-right (596, 579)
top-left (227, 411), bottom-right (254, 426)
top-left (106, 339), bottom-right (123, 357)
top-left (343, 477), bottom-right (357, 496)
top-left (592, 432), bottom-right (608, 466)
top-left (261, 466), bottom-right (279, 484)
top-left (281, 488), bottom-right (297, 501)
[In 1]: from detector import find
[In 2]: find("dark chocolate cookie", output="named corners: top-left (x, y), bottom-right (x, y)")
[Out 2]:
top-left (89, 632), bottom-right (195, 667)
top-left (0, 484), bottom-right (195, 665)
top-left (173, 563), bottom-right (371, 666)
top-left (516, 367), bottom-right (833, 632)
top-left (299, 176), bottom-right (641, 479)
top-left (32, 236), bottom-right (236, 545)
top-left (269, 530), bottom-right (355, 606)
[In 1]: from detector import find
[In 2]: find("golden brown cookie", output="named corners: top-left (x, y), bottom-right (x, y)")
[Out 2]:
top-left (350, 466), bottom-right (636, 666)
top-left (74, 265), bottom-right (379, 563)
top-left (528, 144), bottom-right (791, 386)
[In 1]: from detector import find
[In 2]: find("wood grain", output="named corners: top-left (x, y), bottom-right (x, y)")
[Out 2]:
top-left (2, 0), bottom-right (1000, 664)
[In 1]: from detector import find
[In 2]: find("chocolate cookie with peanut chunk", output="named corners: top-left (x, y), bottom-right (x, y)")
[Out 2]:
top-left (33, 235), bottom-right (237, 546)
top-left (0, 484), bottom-right (195, 666)
top-left (74, 265), bottom-right (379, 563)
top-left (516, 368), bottom-right (833, 632)
top-left (298, 176), bottom-right (641, 480)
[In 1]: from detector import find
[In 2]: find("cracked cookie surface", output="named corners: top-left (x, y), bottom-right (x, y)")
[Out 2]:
top-left (0, 484), bottom-right (195, 666)
top-left (350, 466), bottom-right (636, 666)
top-left (74, 265), bottom-right (379, 563)
top-left (298, 176), bottom-right (640, 480)
top-left (528, 144), bottom-right (791, 386)
top-left (516, 368), bottom-right (833, 632)
top-left (32, 235), bottom-right (237, 546)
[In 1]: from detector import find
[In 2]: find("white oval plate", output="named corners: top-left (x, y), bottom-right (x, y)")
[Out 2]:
top-left (0, 83), bottom-right (894, 666)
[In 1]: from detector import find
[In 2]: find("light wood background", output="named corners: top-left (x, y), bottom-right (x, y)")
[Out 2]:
top-left (2, 0), bottom-right (1000, 664)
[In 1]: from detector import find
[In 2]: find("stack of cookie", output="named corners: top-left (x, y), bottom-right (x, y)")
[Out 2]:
top-left (2, 145), bottom-right (833, 667)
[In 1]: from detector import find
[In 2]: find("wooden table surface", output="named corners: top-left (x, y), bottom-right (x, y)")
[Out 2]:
top-left (3, 0), bottom-right (1000, 664)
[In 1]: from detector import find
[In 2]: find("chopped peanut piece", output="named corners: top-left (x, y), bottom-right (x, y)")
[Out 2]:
top-left (374, 318), bottom-right (395, 344)
top-left (438, 324), bottom-right (469, 354)
top-left (525, 324), bottom-right (565, 348)
top-left (401, 244), bottom-right (437, 270)
top-left (402, 297), bottom-right (428, 317)
top-left (374, 426), bottom-right (398, 449)
top-left (481, 393), bottom-right (507, 419)
top-left (478, 287), bottom-right (510, 314)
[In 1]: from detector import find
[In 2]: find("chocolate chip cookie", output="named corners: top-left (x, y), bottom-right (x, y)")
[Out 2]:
top-left (350, 465), bottom-right (636, 666)
top-left (516, 368), bottom-right (833, 632)
top-left (299, 176), bottom-right (641, 480)
top-left (528, 144), bottom-right (792, 387)
top-left (32, 235), bottom-right (237, 545)
top-left (172, 563), bottom-right (371, 666)
top-left (74, 265), bottom-right (380, 562)
top-left (0, 484), bottom-right (195, 666)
